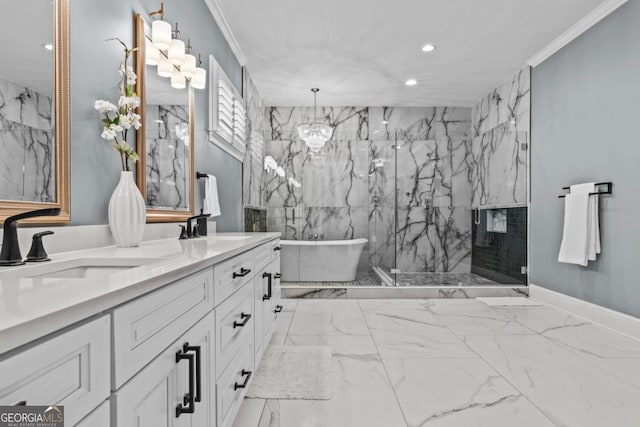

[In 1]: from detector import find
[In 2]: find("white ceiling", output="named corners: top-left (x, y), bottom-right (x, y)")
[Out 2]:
top-left (216, 0), bottom-right (607, 106)
top-left (0, 0), bottom-right (53, 95)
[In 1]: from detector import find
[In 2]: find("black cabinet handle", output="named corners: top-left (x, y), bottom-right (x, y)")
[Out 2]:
top-left (273, 246), bottom-right (281, 251)
top-left (274, 273), bottom-right (281, 279)
top-left (262, 272), bottom-right (272, 301)
top-left (234, 369), bottom-right (252, 390)
top-left (175, 346), bottom-right (195, 417)
top-left (274, 305), bottom-right (283, 313)
top-left (233, 267), bottom-right (251, 278)
top-left (182, 343), bottom-right (202, 403)
top-left (233, 312), bottom-right (252, 328)
top-left (15, 401), bottom-right (27, 406)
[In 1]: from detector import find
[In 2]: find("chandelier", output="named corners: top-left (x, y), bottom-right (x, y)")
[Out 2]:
top-left (297, 88), bottom-right (333, 152)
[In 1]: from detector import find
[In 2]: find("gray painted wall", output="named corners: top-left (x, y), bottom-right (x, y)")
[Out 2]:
top-left (70, 0), bottom-right (243, 231)
top-left (530, 0), bottom-right (640, 317)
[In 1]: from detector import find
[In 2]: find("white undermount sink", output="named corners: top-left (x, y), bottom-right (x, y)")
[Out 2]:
top-left (24, 257), bottom-right (164, 280)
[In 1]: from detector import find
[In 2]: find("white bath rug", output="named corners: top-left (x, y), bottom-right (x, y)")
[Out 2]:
top-left (246, 346), bottom-right (332, 400)
top-left (477, 297), bottom-right (542, 306)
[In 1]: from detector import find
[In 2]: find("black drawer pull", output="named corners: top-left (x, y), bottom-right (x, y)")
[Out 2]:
top-left (263, 272), bottom-right (272, 301)
top-left (175, 347), bottom-right (195, 417)
top-left (273, 246), bottom-right (281, 251)
top-left (234, 369), bottom-right (252, 390)
top-left (233, 312), bottom-right (252, 328)
top-left (274, 273), bottom-right (281, 279)
top-left (233, 267), bottom-right (251, 278)
top-left (182, 343), bottom-right (202, 403)
top-left (274, 305), bottom-right (283, 313)
top-left (15, 401), bottom-right (27, 406)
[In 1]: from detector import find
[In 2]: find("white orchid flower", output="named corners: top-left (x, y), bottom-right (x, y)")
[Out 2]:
top-left (101, 127), bottom-right (117, 140)
top-left (118, 95), bottom-right (140, 108)
top-left (94, 99), bottom-right (117, 113)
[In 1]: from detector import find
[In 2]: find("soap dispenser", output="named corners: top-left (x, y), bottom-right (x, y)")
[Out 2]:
top-left (197, 209), bottom-right (208, 236)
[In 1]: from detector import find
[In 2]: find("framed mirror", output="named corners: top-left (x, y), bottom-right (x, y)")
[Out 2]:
top-left (135, 14), bottom-right (194, 222)
top-left (0, 0), bottom-right (70, 224)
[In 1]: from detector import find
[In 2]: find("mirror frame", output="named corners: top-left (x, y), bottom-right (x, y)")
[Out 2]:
top-left (134, 14), bottom-right (195, 223)
top-left (0, 0), bottom-right (70, 224)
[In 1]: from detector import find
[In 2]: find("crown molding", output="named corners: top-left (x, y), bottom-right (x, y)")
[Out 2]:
top-left (527, 0), bottom-right (628, 67)
top-left (203, 0), bottom-right (247, 66)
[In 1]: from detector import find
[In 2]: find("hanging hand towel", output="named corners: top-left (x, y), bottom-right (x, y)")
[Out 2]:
top-left (203, 174), bottom-right (221, 217)
top-left (570, 183), bottom-right (601, 261)
top-left (558, 192), bottom-right (591, 266)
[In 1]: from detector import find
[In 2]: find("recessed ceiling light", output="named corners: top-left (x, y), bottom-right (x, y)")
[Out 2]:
top-left (42, 43), bottom-right (53, 51)
top-left (422, 44), bottom-right (436, 52)
top-left (405, 79), bottom-right (417, 86)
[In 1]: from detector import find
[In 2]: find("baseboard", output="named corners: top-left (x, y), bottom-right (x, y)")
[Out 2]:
top-left (529, 284), bottom-right (640, 341)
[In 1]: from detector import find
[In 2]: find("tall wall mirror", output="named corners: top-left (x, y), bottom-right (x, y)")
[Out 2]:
top-left (135, 14), bottom-right (194, 222)
top-left (0, 0), bottom-right (70, 224)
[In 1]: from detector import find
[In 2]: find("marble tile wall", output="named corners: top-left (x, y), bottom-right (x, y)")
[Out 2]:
top-left (265, 106), bottom-right (473, 273)
top-left (145, 105), bottom-right (190, 210)
top-left (242, 72), bottom-right (268, 208)
top-left (470, 67), bottom-right (530, 207)
top-left (0, 76), bottom-right (55, 202)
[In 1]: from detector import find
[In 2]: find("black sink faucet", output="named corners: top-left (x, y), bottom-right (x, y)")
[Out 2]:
top-left (0, 208), bottom-right (61, 266)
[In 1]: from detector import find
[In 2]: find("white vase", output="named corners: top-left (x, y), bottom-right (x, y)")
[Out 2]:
top-left (108, 171), bottom-right (146, 247)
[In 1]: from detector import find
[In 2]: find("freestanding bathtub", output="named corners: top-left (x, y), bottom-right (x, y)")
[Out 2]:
top-left (280, 238), bottom-right (368, 282)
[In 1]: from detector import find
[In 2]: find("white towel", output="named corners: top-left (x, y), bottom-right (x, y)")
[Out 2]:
top-left (203, 174), bottom-right (221, 217)
top-left (558, 192), bottom-right (591, 266)
top-left (570, 183), bottom-right (601, 261)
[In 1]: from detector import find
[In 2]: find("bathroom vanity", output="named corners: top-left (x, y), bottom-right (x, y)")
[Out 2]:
top-left (0, 232), bottom-right (281, 426)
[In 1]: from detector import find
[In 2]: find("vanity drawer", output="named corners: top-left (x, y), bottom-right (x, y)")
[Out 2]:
top-left (216, 335), bottom-right (254, 427)
top-left (213, 250), bottom-right (255, 304)
top-left (254, 242), bottom-right (272, 272)
top-left (113, 268), bottom-right (214, 388)
top-left (0, 316), bottom-right (110, 426)
top-left (215, 281), bottom-right (254, 378)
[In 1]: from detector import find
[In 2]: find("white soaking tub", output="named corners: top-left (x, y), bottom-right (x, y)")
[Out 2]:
top-left (280, 238), bottom-right (368, 282)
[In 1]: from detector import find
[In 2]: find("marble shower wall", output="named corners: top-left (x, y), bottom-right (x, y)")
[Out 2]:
top-left (146, 104), bottom-right (190, 210)
top-left (0, 76), bottom-right (55, 202)
top-left (471, 67), bottom-right (530, 207)
top-left (265, 106), bottom-right (473, 274)
top-left (242, 71), bottom-right (268, 208)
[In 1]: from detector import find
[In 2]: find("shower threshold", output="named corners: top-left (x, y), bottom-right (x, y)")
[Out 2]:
top-left (281, 270), bottom-right (529, 299)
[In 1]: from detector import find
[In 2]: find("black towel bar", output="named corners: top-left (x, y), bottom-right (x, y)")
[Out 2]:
top-left (196, 172), bottom-right (209, 179)
top-left (558, 182), bottom-right (612, 198)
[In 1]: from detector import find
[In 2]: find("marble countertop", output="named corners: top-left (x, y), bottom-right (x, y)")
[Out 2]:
top-left (0, 232), bottom-right (280, 356)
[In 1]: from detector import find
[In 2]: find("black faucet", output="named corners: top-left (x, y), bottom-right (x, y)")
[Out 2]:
top-left (0, 208), bottom-right (61, 266)
top-left (180, 212), bottom-right (211, 240)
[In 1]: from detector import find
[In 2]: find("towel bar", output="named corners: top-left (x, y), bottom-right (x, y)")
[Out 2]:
top-left (196, 172), bottom-right (209, 179)
top-left (558, 182), bottom-right (612, 198)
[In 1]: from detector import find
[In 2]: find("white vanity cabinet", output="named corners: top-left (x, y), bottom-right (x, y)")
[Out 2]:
top-left (0, 234), bottom-right (281, 427)
top-left (113, 311), bottom-right (215, 427)
top-left (0, 316), bottom-right (110, 426)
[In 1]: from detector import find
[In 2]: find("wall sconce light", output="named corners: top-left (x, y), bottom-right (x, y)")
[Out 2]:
top-left (150, 2), bottom-right (171, 50)
top-left (157, 55), bottom-right (173, 78)
top-left (168, 23), bottom-right (185, 66)
top-left (191, 54), bottom-right (206, 90)
top-left (145, 39), bottom-right (159, 66)
top-left (181, 40), bottom-right (196, 78)
top-left (171, 68), bottom-right (186, 89)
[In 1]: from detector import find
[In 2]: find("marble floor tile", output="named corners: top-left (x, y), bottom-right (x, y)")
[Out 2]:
top-left (288, 300), bottom-right (370, 336)
top-left (360, 300), bottom-right (478, 358)
top-left (464, 334), bottom-right (640, 427)
top-left (384, 358), bottom-right (555, 427)
top-left (274, 349), bottom-right (407, 427)
top-left (492, 305), bottom-right (587, 334)
top-left (425, 300), bottom-right (534, 336)
top-left (586, 358), bottom-right (640, 389)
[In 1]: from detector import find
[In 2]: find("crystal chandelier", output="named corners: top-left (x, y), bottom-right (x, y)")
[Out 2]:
top-left (297, 88), bottom-right (333, 152)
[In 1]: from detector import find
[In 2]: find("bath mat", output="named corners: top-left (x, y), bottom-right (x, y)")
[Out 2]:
top-left (246, 346), bottom-right (332, 400)
top-left (477, 297), bottom-right (542, 306)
